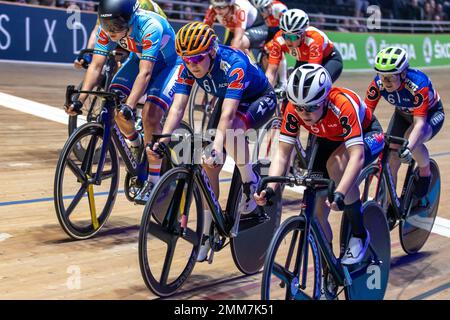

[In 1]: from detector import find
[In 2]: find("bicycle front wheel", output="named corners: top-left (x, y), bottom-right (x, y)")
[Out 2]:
top-left (54, 123), bottom-right (119, 239)
top-left (261, 216), bottom-right (322, 300)
top-left (139, 167), bottom-right (203, 297)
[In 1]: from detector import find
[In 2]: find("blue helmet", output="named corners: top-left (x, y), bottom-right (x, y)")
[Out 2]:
top-left (98, 0), bottom-right (139, 33)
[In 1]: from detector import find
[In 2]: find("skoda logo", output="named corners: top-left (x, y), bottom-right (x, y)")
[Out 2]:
top-left (365, 36), bottom-right (378, 66)
top-left (423, 37), bottom-right (433, 64)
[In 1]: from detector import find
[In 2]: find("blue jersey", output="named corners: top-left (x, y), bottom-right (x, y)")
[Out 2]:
top-left (175, 45), bottom-right (269, 102)
top-left (365, 68), bottom-right (440, 117)
top-left (94, 10), bottom-right (177, 65)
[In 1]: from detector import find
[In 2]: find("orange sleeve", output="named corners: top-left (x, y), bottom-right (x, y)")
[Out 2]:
top-left (412, 87), bottom-right (429, 117)
top-left (364, 79), bottom-right (382, 113)
top-left (280, 103), bottom-right (301, 144)
top-left (203, 7), bottom-right (216, 26)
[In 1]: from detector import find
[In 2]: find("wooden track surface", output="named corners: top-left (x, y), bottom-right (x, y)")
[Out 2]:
top-left (0, 62), bottom-right (449, 300)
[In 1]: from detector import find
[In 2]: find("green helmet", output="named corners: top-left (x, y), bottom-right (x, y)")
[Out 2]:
top-left (374, 46), bottom-right (409, 74)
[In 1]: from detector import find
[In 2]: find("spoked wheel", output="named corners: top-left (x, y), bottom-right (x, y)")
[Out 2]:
top-left (400, 159), bottom-right (440, 254)
top-left (340, 201), bottom-right (390, 300)
top-left (54, 123), bottom-right (119, 240)
top-left (139, 167), bottom-right (203, 297)
top-left (188, 82), bottom-right (217, 134)
top-left (230, 162), bottom-right (282, 275)
top-left (68, 82), bottom-right (104, 162)
top-left (261, 215), bottom-right (322, 300)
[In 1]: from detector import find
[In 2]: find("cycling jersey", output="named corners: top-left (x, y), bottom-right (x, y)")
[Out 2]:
top-left (264, 0), bottom-right (287, 28)
top-left (204, 0), bottom-right (258, 32)
top-left (364, 68), bottom-right (441, 117)
top-left (268, 26), bottom-right (335, 66)
top-left (175, 45), bottom-right (269, 101)
top-left (95, 0), bottom-right (167, 25)
top-left (94, 10), bottom-right (177, 64)
top-left (280, 87), bottom-right (373, 149)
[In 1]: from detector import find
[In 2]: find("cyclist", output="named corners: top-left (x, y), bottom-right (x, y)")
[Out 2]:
top-left (254, 64), bottom-right (385, 265)
top-left (250, 0), bottom-right (288, 90)
top-left (148, 22), bottom-right (277, 262)
top-left (364, 46), bottom-right (445, 202)
top-left (204, 0), bottom-right (267, 53)
top-left (65, 0), bottom-right (181, 204)
top-left (74, 0), bottom-right (166, 69)
top-left (265, 9), bottom-right (343, 89)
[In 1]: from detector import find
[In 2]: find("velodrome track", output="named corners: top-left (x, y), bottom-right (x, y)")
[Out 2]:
top-left (0, 61), bottom-right (449, 299)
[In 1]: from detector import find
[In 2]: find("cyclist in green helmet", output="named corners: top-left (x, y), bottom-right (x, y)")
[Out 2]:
top-left (365, 46), bottom-right (445, 205)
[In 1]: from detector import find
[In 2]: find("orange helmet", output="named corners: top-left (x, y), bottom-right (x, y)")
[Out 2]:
top-left (175, 22), bottom-right (218, 57)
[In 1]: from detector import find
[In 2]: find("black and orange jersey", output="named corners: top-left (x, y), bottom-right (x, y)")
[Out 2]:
top-left (280, 87), bottom-right (373, 148)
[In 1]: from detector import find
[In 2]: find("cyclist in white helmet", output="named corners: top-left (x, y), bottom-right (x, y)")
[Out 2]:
top-left (255, 64), bottom-right (385, 265)
top-left (265, 9), bottom-right (343, 89)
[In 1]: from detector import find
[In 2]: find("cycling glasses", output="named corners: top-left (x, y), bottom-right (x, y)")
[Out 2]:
top-left (100, 18), bottom-right (128, 34)
top-left (282, 33), bottom-right (301, 42)
top-left (294, 104), bottom-right (322, 113)
top-left (182, 52), bottom-right (209, 64)
top-left (213, 5), bottom-right (229, 10)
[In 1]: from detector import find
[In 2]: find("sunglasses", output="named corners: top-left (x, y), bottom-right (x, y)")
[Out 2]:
top-left (282, 33), bottom-right (301, 42)
top-left (182, 53), bottom-right (208, 64)
top-left (294, 104), bottom-right (321, 113)
top-left (213, 5), bottom-right (229, 10)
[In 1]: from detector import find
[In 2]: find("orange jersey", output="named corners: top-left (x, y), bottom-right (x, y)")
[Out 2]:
top-left (204, 0), bottom-right (257, 32)
top-left (264, 1), bottom-right (288, 27)
top-left (280, 87), bottom-right (373, 148)
top-left (268, 27), bottom-right (334, 66)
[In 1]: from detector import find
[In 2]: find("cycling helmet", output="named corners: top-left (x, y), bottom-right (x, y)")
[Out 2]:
top-left (250, 0), bottom-right (272, 10)
top-left (280, 9), bottom-right (309, 34)
top-left (98, 0), bottom-right (140, 33)
top-left (210, 0), bottom-right (235, 7)
top-left (374, 46), bottom-right (409, 74)
top-left (176, 22), bottom-right (219, 56)
top-left (286, 64), bottom-right (332, 106)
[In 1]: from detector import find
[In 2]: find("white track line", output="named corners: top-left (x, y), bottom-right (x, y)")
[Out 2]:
top-left (1, 91), bottom-right (449, 238)
top-left (0, 233), bottom-right (12, 242)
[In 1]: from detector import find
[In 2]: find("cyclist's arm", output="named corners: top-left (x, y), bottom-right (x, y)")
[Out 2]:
top-left (265, 63), bottom-right (278, 87)
top-left (407, 115), bottom-right (428, 151)
top-left (126, 59), bottom-right (154, 108)
top-left (212, 98), bottom-right (240, 151)
top-left (230, 27), bottom-right (246, 49)
top-left (364, 79), bottom-right (382, 113)
top-left (87, 25), bottom-right (100, 49)
top-left (267, 141), bottom-right (294, 190)
top-left (160, 93), bottom-right (190, 143)
top-left (335, 144), bottom-right (364, 197)
top-left (78, 54), bottom-right (107, 102)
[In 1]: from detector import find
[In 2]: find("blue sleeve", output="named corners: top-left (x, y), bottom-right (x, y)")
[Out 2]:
top-left (140, 21), bottom-right (163, 62)
top-left (225, 60), bottom-right (248, 100)
top-left (174, 64), bottom-right (195, 96)
top-left (93, 27), bottom-right (117, 56)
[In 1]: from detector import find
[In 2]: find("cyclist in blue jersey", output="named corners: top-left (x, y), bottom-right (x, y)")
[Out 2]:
top-left (364, 46), bottom-right (445, 205)
top-left (65, 0), bottom-right (181, 204)
top-left (148, 22), bottom-right (277, 262)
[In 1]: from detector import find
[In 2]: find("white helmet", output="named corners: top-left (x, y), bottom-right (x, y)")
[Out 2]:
top-left (286, 64), bottom-right (332, 106)
top-left (210, 0), bottom-right (235, 6)
top-left (250, 0), bottom-right (272, 9)
top-left (280, 9), bottom-right (309, 34)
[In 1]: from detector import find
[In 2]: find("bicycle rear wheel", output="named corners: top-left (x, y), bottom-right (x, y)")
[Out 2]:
top-left (54, 123), bottom-right (119, 239)
top-left (261, 215), bottom-right (322, 300)
top-left (139, 167), bottom-right (203, 297)
top-left (340, 201), bottom-right (390, 300)
top-left (400, 159), bottom-right (440, 254)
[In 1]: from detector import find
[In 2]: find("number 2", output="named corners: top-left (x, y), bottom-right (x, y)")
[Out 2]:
top-left (229, 68), bottom-right (244, 89)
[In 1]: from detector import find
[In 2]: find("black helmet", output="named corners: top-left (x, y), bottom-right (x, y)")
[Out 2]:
top-left (98, 0), bottom-right (139, 33)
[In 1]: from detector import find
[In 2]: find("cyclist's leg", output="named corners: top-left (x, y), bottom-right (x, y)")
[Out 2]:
top-left (109, 54), bottom-right (141, 146)
top-left (143, 59), bottom-right (182, 186)
top-left (404, 101), bottom-right (445, 196)
top-left (386, 110), bottom-right (411, 186)
top-left (322, 48), bottom-right (343, 83)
